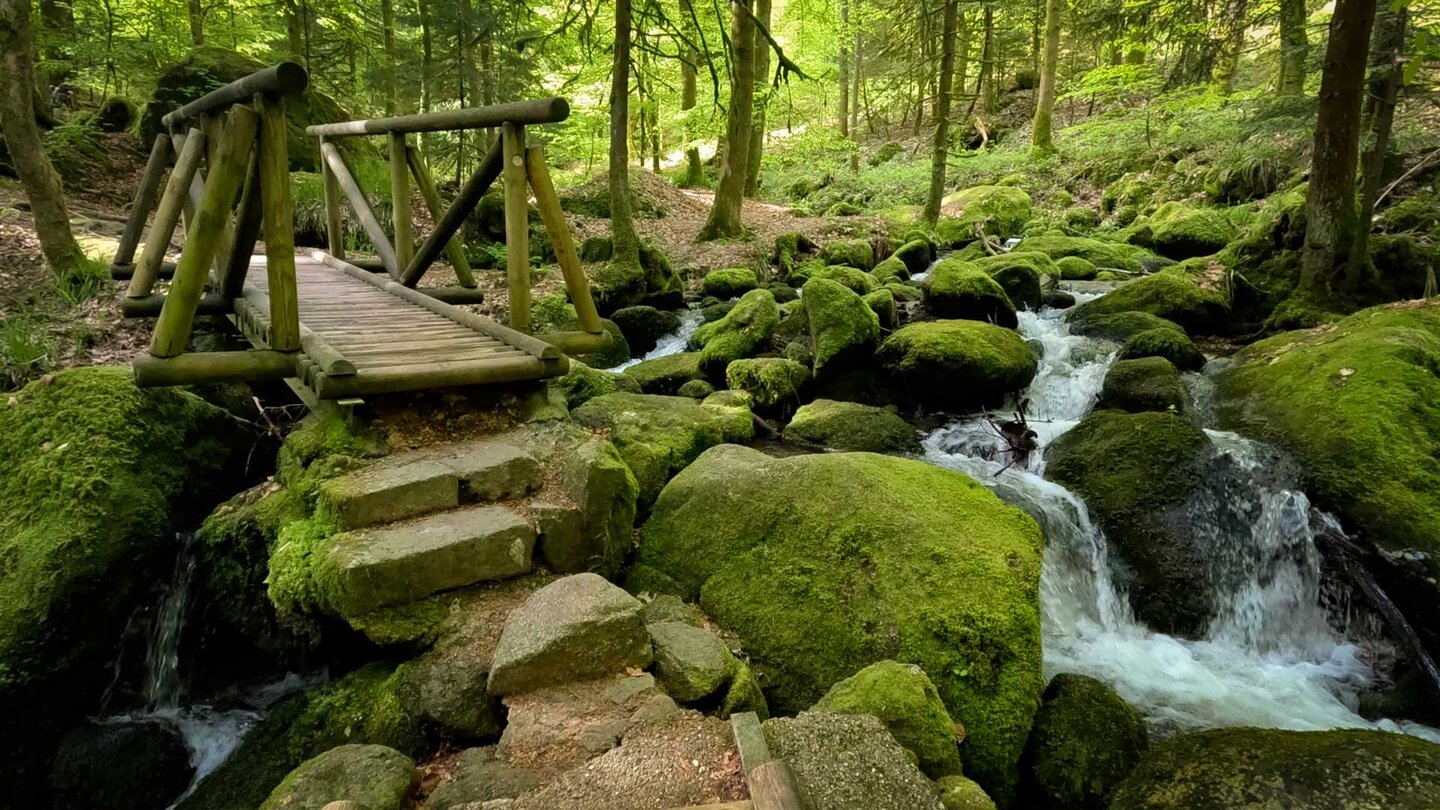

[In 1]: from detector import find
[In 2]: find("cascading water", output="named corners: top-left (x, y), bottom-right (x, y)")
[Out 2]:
top-left (611, 307), bottom-right (704, 371)
top-left (921, 297), bottom-right (1440, 742)
top-left (145, 533), bottom-right (198, 711)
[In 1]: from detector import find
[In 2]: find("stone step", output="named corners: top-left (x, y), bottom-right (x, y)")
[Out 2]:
top-left (325, 504), bottom-right (537, 617)
top-left (319, 440), bottom-right (542, 530)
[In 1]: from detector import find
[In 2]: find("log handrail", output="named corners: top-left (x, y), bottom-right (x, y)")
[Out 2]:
top-left (305, 97), bottom-right (569, 137)
top-left (162, 62), bottom-right (309, 130)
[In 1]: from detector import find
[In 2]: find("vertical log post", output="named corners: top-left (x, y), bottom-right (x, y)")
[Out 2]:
top-left (524, 144), bottom-right (602, 334)
top-left (502, 122), bottom-right (530, 333)
top-left (320, 136), bottom-right (346, 258)
top-left (151, 107), bottom-right (260, 358)
top-left (404, 145), bottom-right (476, 288)
top-left (256, 93), bottom-right (301, 352)
top-left (389, 132), bottom-right (414, 270)
top-left (111, 134), bottom-right (173, 273)
top-left (130, 128), bottom-right (206, 299)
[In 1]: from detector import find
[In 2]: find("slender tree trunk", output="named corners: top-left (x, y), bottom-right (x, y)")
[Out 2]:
top-left (922, 0), bottom-right (959, 227)
top-left (610, 0), bottom-right (642, 266)
top-left (381, 0), bottom-right (397, 114)
top-left (187, 0), bottom-right (204, 45)
top-left (838, 0), bottom-right (850, 136)
top-left (1349, 3), bottom-right (1407, 285)
top-left (1299, 0), bottom-right (1379, 295)
top-left (0, 0), bottom-right (83, 274)
top-left (1277, 0), bottom-right (1309, 94)
top-left (680, 0), bottom-right (703, 186)
top-left (978, 5), bottom-right (996, 115)
top-left (699, 0), bottom-right (755, 241)
top-left (285, 0), bottom-right (304, 63)
top-left (744, 0), bottom-right (771, 197)
top-left (1210, 0), bottom-right (1247, 94)
top-left (1032, 0), bottom-right (1062, 151)
top-left (850, 26), bottom-right (861, 171)
top-left (420, 0), bottom-right (433, 158)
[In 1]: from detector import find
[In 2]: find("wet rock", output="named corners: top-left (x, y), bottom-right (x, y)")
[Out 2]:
top-left (649, 620), bottom-right (735, 702)
top-left (783, 399), bottom-right (920, 453)
top-left (50, 718), bottom-right (194, 810)
top-left (1098, 357), bottom-right (1186, 414)
top-left (973, 252), bottom-right (1055, 311)
top-left (815, 660), bottom-right (963, 778)
top-left (877, 320), bottom-right (1038, 411)
top-left (764, 712), bottom-right (945, 810)
top-left (260, 744), bottom-right (417, 810)
top-left (427, 746), bottom-right (546, 810)
top-left (1042, 289), bottom-right (1077, 309)
top-left (864, 288), bottom-right (899, 328)
top-left (1067, 310), bottom-right (1186, 343)
top-left (1013, 234), bottom-right (1157, 274)
top-left (623, 352), bottom-right (704, 395)
top-left (611, 306), bottom-right (681, 355)
top-left (1020, 673), bottom-right (1148, 809)
top-left (922, 259), bottom-right (1019, 327)
top-left (892, 239), bottom-right (937, 276)
top-left (873, 256), bottom-right (911, 285)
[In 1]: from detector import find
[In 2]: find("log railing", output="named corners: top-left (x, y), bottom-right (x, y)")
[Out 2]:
top-left (306, 99), bottom-right (606, 343)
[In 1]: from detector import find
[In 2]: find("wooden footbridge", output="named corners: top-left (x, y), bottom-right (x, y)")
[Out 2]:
top-left (109, 62), bottom-right (607, 401)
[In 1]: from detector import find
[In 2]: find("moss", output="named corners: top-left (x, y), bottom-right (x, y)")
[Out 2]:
top-left (1060, 207), bottom-right (1100, 235)
top-left (720, 659), bottom-right (770, 720)
top-left (1109, 728), bottom-right (1440, 810)
top-left (802, 278), bottom-right (881, 380)
top-left (826, 201), bottom-right (865, 217)
top-left (1118, 328), bottom-right (1205, 371)
top-left (864, 288), bottom-right (898, 329)
top-left (784, 256), bottom-right (827, 288)
top-left (633, 447), bottom-right (1044, 803)
top-left (886, 282), bottom-right (924, 302)
top-left (179, 663), bottom-right (425, 810)
top-left (773, 232), bottom-right (817, 278)
top-left (768, 283), bottom-right (800, 304)
top-left (1068, 271), bottom-right (1228, 335)
top-left (703, 390), bottom-right (754, 410)
top-left (877, 320), bottom-right (1037, 411)
top-left (972, 250), bottom-right (1059, 280)
top-left (1216, 301), bottom-right (1440, 594)
top-left (571, 393), bottom-right (754, 508)
top-left (1129, 202), bottom-right (1239, 260)
top-left (530, 293), bottom-right (629, 367)
top-left (869, 142), bottom-right (904, 166)
top-left (260, 744), bottom-right (417, 810)
top-left (1100, 172), bottom-right (1158, 214)
top-left (589, 260), bottom-right (648, 314)
top-left (784, 399), bottom-right (921, 454)
top-left (892, 239), bottom-right (937, 276)
top-left (923, 259), bottom-right (1019, 328)
top-left (1067, 310), bottom-right (1186, 343)
top-left (972, 253), bottom-right (1048, 311)
top-left (609, 306), bottom-right (681, 356)
top-left (622, 352), bottom-right (704, 395)
top-left (701, 267), bottom-right (761, 299)
top-left (1045, 410), bottom-right (1213, 634)
top-left (1098, 357), bottom-right (1186, 414)
top-left (1021, 674), bottom-right (1148, 810)
top-left (809, 264), bottom-right (880, 295)
top-left (936, 186), bottom-right (1034, 246)
top-left (816, 660), bottom-right (964, 779)
top-left (1012, 234), bottom-right (1155, 273)
top-left (725, 358), bottom-right (812, 417)
top-left (553, 361), bottom-right (642, 409)
top-left (689, 289), bottom-right (781, 381)
top-left (938, 775), bottom-right (998, 810)
top-left (822, 239), bottom-right (876, 271)
top-left (1055, 256), bottom-right (1097, 281)
top-left (872, 256), bottom-right (911, 285)
top-left (677, 379), bottom-right (717, 399)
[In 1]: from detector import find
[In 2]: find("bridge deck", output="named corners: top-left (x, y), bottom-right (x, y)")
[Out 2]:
top-left (236, 252), bottom-right (566, 399)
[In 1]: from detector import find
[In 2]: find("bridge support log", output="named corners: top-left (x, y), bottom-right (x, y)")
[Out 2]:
top-left (134, 350), bottom-right (296, 387)
top-left (525, 144), bottom-right (603, 335)
top-left (112, 261), bottom-right (176, 281)
top-left (221, 152), bottom-right (263, 299)
top-left (111, 134), bottom-right (173, 275)
top-left (321, 140), bottom-right (400, 278)
top-left (405, 145), bottom-right (475, 288)
top-left (536, 330), bottom-right (613, 356)
top-left (389, 132), bottom-right (414, 271)
top-left (403, 139), bottom-right (502, 287)
top-left (257, 93), bottom-right (302, 352)
top-left (122, 292), bottom-right (232, 318)
top-left (130, 127), bottom-right (205, 299)
top-left (502, 122), bottom-right (530, 333)
top-left (320, 136), bottom-right (346, 259)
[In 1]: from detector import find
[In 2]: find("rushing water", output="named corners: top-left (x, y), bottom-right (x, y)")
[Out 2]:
top-left (921, 298), bottom-right (1440, 742)
top-left (611, 307), bottom-right (704, 371)
top-left (144, 533), bottom-right (198, 711)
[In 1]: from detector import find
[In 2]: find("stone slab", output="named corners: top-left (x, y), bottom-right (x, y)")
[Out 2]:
top-left (439, 441), bottom-right (543, 502)
top-left (319, 457), bottom-right (459, 530)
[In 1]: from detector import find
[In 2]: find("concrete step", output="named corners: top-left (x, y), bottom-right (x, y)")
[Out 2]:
top-left (325, 504), bottom-right (537, 617)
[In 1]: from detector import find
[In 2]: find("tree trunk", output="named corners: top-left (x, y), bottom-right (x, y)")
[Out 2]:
top-left (978, 5), bottom-right (996, 115)
top-left (0, 0), bottom-right (83, 274)
top-left (699, 0), bottom-right (755, 241)
top-left (187, 0), bottom-right (204, 45)
top-left (850, 26), bottom-right (862, 171)
top-left (420, 0), bottom-right (433, 159)
top-left (1349, 3), bottom-right (1407, 285)
top-left (285, 0), bottom-right (304, 63)
top-left (1277, 0), bottom-right (1309, 94)
top-left (745, 0), bottom-right (772, 197)
top-left (680, 0), bottom-right (703, 186)
top-left (922, 0), bottom-right (959, 226)
top-left (838, 0), bottom-right (850, 137)
top-left (1298, 0), bottom-right (1379, 295)
top-left (610, 0), bottom-right (642, 266)
top-left (381, 0), bottom-right (397, 114)
top-left (1032, 0), bottom-right (1062, 151)
top-left (1210, 0), bottom-right (1247, 94)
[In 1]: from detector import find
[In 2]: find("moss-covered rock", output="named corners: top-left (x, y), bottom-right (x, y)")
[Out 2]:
top-left (887, 282), bottom-right (924, 302)
top-left (622, 351), bottom-right (705, 395)
top-left (553, 361), bottom-right (643, 410)
top-left (815, 660), bottom-right (964, 779)
top-left (893, 239), bottom-right (937, 276)
top-left (803, 278), bottom-right (882, 380)
top-left (1069, 272), bottom-right (1229, 335)
top-left (972, 253), bottom-right (1046, 311)
top-left (677, 379), bottom-right (716, 399)
top-left (1067, 310), bottom-right (1186, 343)
top-left (1061, 207), bottom-right (1100, 235)
top-left (1118, 328), bottom-right (1205, 371)
top-left (938, 775), bottom-right (998, 810)
top-left (589, 260), bottom-right (648, 314)
top-left (49, 718), bottom-right (194, 810)
top-left (937, 186), bottom-right (1034, 246)
top-left (923, 259), bottom-right (1019, 328)
top-left (810, 264), bottom-right (881, 295)
top-left (725, 358), bottom-right (812, 417)
top-left (1098, 357), bottom-right (1186, 414)
top-left (864, 288), bottom-right (898, 329)
top-left (259, 744), bottom-right (418, 810)
top-left (774, 232), bottom-right (818, 279)
top-left (572, 393), bottom-right (753, 508)
top-left (1055, 256), bottom-right (1097, 281)
top-left (531, 293), bottom-right (630, 368)
top-left (784, 399), bottom-right (920, 454)
top-left (632, 447), bottom-right (1043, 802)
top-left (689, 289), bottom-right (780, 381)
top-left (1045, 411), bottom-right (1214, 635)
top-left (703, 390), bottom-right (754, 410)
top-left (872, 256), bottom-right (910, 285)
top-left (0, 367), bottom-right (250, 794)
top-left (822, 239), bottom-right (876, 271)
top-left (1020, 674), bottom-right (1148, 810)
top-left (1217, 301), bottom-right (1440, 625)
top-left (179, 663), bottom-right (425, 810)
top-left (611, 306), bottom-right (682, 356)
top-left (701, 267), bottom-right (761, 299)
top-left (1109, 728), bottom-right (1440, 809)
top-left (877, 321), bottom-right (1037, 411)
top-left (1130, 202), bottom-right (1239, 260)
top-left (1012, 234), bottom-right (1156, 273)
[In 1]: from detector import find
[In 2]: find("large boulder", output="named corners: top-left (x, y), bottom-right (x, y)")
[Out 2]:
top-left (1129, 202), bottom-right (1239, 260)
top-left (1067, 311), bottom-right (1187, 343)
top-left (623, 352), bottom-right (704, 395)
top-left (803, 277), bottom-right (881, 380)
top-left (688, 288), bottom-right (780, 380)
top-left (765, 712), bottom-right (946, 810)
top-left (893, 239), bottom-right (938, 276)
top-left (877, 320), bottom-right (1038, 411)
top-left (0, 367), bottom-right (248, 796)
top-left (1098, 357), bottom-right (1186, 414)
top-left (701, 267), bottom-right (761, 299)
top-left (937, 186), bottom-right (1033, 245)
top-left (572, 393), bottom-right (754, 508)
top-left (611, 306), bottom-right (681, 355)
top-left (1118, 327), bottom-right (1206, 371)
top-left (49, 718), bottom-right (194, 810)
top-left (815, 660), bottom-right (964, 779)
top-left (1109, 728), bottom-right (1440, 809)
top-left (1020, 674), bottom-right (1148, 810)
top-left (1012, 234), bottom-right (1159, 274)
top-left (822, 238), bottom-right (876, 270)
top-left (784, 399), bottom-right (921, 453)
top-left (1217, 301), bottom-right (1440, 637)
top-left (552, 360), bottom-right (642, 409)
top-left (810, 264), bottom-right (881, 294)
top-left (923, 259), bottom-right (1019, 327)
top-left (972, 252), bottom-right (1052, 311)
top-left (1068, 271), bottom-right (1229, 335)
top-left (260, 744), bottom-right (418, 810)
top-left (631, 447), bottom-right (1044, 802)
top-left (648, 620), bottom-right (735, 702)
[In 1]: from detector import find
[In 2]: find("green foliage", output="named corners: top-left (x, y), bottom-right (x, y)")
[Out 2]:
top-left (0, 315), bottom-right (57, 389)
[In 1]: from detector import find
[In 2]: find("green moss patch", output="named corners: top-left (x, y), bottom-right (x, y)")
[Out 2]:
top-left (877, 320), bottom-right (1037, 411)
top-left (701, 267), bottom-right (761, 299)
top-left (1098, 357), bottom-right (1186, 414)
top-left (784, 399), bottom-right (920, 454)
top-left (923, 259), bottom-right (1019, 327)
top-left (803, 278), bottom-right (882, 380)
top-left (1069, 271), bottom-right (1229, 335)
top-left (689, 289), bottom-right (781, 381)
top-left (725, 358), bottom-right (812, 417)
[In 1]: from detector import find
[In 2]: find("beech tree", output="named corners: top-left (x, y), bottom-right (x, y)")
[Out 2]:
top-left (609, 0), bottom-right (643, 266)
top-left (698, 0), bottom-right (756, 241)
top-left (922, 0), bottom-right (959, 226)
top-left (1032, 0), bottom-right (1063, 151)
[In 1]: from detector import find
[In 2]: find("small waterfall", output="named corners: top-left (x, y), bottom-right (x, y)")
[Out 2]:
top-left (611, 308), bottom-right (704, 371)
top-left (145, 533), bottom-right (198, 710)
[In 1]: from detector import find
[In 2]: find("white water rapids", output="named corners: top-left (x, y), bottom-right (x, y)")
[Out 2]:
top-left (611, 307), bottom-right (704, 371)
top-left (921, 298), bottom-right (1440, 742)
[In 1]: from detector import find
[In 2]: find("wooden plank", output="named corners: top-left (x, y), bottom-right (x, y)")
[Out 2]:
top-left (150, 107), bottom-right (259, 358)
top-left (502, 122), bottom-right (530, 333)
top-left (238, 287), bottom-right (356, 376)
top-left (256, 94), bottom-right (301, 352)
top-left (525, 144), bottom-right (602, 334)
top-left (731, 713), bottom-right (771, 775)
top-left (405, 145), bottom-right (476, 287)
top-left (129, 127), bottom-right (205, 298)
top-left (111, 134), bottom-right (173, 273)
top-left (401, 138), bottom-right (502, 287)
top-left (389, 132), bottom-right (414, 271)
top-left (749, 762), bottom-right (805, 810)
top-left (320, 141), bottom-right (400, 278)
top-left (313, 353), bottom-right (566, 398)
top-left (134, 349), bottom-right (295, 387)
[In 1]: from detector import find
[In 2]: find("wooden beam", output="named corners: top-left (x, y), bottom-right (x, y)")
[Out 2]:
top-left (320, 136), bottom-right (346, 258)
top-left (162, 62), bottom-right (308, 130)
top-left (129, 127), bottom-right (205, 299)
top-left (749, 762), bottom-right (805, 810)
top-left (502, 122), bottom-right (530, 333)
top-left (150, 107), bottom-right (260, 358)
top-left (122, 292), bottom-right (231, 318)
top-left (112, 261), bottom-right (175, 281)
top-left (402, 138), bottom-right (503, 287)
top-left (202, 115), bottom-right (238, 283)
top-left (256, 93), bottom-right (301, 352)
top-left (320, 140), bottom-right (400, 278)
top-left (134, 349), bottom-right (296, 387)
top-left (111, 134), bottom-right (173, 274)
top-left (305, 97), bottom-right (570, 137)
top-left (417, 286), bottom-right (486, 305)
top-left (220, 150), bottom-right (263, 299)
top-left (525, 144), bottom-right (602, 334)
top-left (536, 330), bottom-right (613, 356)
top-left (404, 145), bottom-right (475, 287)
top-left (389, 132), bottom-right (414, 271)
top-left (313, 354), bottom-right (567, 398)
top-left (168, 128), bottom-right (207, 226)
